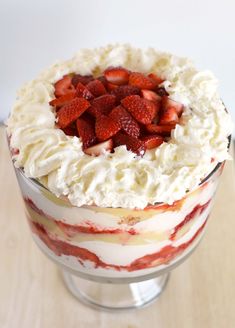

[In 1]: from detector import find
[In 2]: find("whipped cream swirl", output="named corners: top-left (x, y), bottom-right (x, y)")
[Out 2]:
top-left (7, 45), bottom-right (233, 208)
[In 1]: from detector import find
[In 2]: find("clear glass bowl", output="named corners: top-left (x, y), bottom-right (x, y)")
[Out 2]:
top-left (12, 158), bottom-right (225, 311)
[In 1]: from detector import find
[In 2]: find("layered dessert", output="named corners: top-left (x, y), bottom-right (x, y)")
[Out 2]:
top-left (7, 45), bottom-right (233, 279)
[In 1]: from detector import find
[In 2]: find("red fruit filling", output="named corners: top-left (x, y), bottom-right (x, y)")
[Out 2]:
top-left (50, 69), bottom-right (184, 156)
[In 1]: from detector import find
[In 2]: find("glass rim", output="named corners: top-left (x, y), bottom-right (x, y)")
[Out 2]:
top-left (14, 134), bottom-right (231, 208)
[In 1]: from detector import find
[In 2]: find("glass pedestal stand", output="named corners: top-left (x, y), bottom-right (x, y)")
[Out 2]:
top-left (62, 269), bottom-right (169, 311)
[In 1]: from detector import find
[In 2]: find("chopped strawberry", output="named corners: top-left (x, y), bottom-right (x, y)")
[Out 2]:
top-left (121, 95), bottom-right (157, 124)
top-left (57, 98), bottom-right (90, 128)
top-left (95, 115), bottom-right (121, 141)
top-left (147, 73), bottom-right (164, 85)
top-left (62, 126), bottom-right (78, 137)
top-left (84, 139), bottom-right (113, 156)
top-left (76, 82), bottom-right (94, 100)
top-left (159, 107), bottom-right (179, 125)
top-left (71, 74), bottom-right (94, 87)
top-left (86, 79), bottom-right (107, 97)
top-left (162, 96), bottom-right (184, 116)
top-left (146, 124), bottom-right (176, 136)
top-left (141, 135), bottom-right (164, 149)
top-left (97, 75), bottom-right (108, 88)
top-left (104, 67), bottom-right (130, 85)
top-left (140, 89), bottom-right (161, 103)
top-left (53, 67), bottom-right (183, 156)
top-left (88, 94), bottom-right (116, 117)
top-left (109, 105), bottom-right (140, 138)
top-left (54, 75), bottom-right (75, 97)
top-left (111, 85), bottom-right (140, 102)
top-left (113, 132), bottom-right (146, 156)
top-left (106, 82), bottom-right (119, 91)
top-left (76, 118), bottom-right (96, 149)
top-left (129, 72), bottom-right (157, 90)
top-left (49, 92), bottom-right (76, 107)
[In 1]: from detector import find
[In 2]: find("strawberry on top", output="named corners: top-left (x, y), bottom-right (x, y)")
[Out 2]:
top-left (49, 67), bottom-right (184, 156)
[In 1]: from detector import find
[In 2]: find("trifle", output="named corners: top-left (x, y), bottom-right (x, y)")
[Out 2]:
top-left (7, 45), bottom-right (233, 310)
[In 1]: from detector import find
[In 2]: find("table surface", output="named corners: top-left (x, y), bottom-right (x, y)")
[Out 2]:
top-left (1, 125), bottom-right (235, 328)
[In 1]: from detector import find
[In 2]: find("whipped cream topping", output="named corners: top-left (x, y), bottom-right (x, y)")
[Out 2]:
top-left (7, 45), bottom-right (233, 209)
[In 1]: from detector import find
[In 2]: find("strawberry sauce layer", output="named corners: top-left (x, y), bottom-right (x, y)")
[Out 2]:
top-left (29, 217), bottom-right (208, 272)
top-left (25, 196), bottom-right (210, 271)
top-left (25, 197), bottom-right (211, 238)
top-left (50, 68), bottom-right (184, 156)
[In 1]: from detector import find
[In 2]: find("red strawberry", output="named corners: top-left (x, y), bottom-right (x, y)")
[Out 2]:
top-left (159, 107), bottom-right (179, 125)
top-left (141, 135), bottom-right (164, 149)
top-left (147, 73), bottom-right (164, 85)
top-left (95, 115), bottom-right (121, 141)
top-left (146, 124), bottom-right (175, 136)
top-left (113, 132), bottom-right (146, 156)
top-left (88, 94), bottom-right (116, 117)
top-left (57, 98), bottom-right (90, 128)
top-left (121, 95), bottom-right (157, 124)
top-left (71, 74), bottom-right (94, 87)
top-left (62, 126), bottom-right (78, 137)
top-left (106, 82), bottom-right (119, 92)
top-left (97, 75), bottom-right (108, 88)
top-left (104, 67), bottom-right (130, 85)
top-left (109, 105), bottom-right (140, 138)
top-left (162, 96), bottom-right (184, 116)
top-left (84, 139), bottom-right (113, 156)
top-left (140, 89), bottom-right (161, 103)
top-left (76, 82), bottom-right (94, 100)
top-left (129, 72), bottom-right (157, 90)
top-left (111, 85), bottom-right (140, 102)
top-left (76, 118), bottom-right (96, 149)
top-left (86, 79), bottom-right (107, 97)
top-left (54, 75), bottom-right (75, 97)
top-left (49, 92), bottom-right (76, 107)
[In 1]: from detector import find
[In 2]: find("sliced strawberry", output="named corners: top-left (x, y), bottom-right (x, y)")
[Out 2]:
top-left (111, 85), bottom-right (140, 102)
top-left (97, 75), bottom-right (108, 88)
top-left (140, 89), bottom-right (161, 103)
top-left (49, 92), bottom-right (76, 107)
top-left (141, 135), bottom-right (164, 149)
top-left (62, 126), bottom-right (78, 137)
top-left (113, 132), bottom-right (146, 156)
top-left (106, 82), bottom-right (119, 92)
top-left (146, 124), bottom-right (176, 136)
top-left (147, 73), bottom-right (164, 85)
top-left (84, 139), bottom-right (113, 156)
top-left (57, 98), bottom-right (90, 129)
top-left (162, 96), bottom-right (184, 116)
top-left (54, 75), bottom-right (75, 97)
top-left (76, 82), bottom-right (94, 100)
top-left (121, 95), bottom-right (157, 124)
top-left (129, 72), bottom-right (157, 90)
top-left (159, 107), bottom-right (179, 125)
top-left (71, 74), bottom-right (94, 87)
top-left (86, 79), bottom-right (107, 97)
top-left (88, 94), bottom-right (116, 117)
top-left (109, 105), bottom-right (140, 138)
top-left (76, 118), bottom-right (96, 149)
top-left (95, 115), bottom-right (121, 141)
top-left (104, 67), bottom-right (130, 85)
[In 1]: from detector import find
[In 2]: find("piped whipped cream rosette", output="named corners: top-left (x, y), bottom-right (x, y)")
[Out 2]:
top-left (7, 45), bottom-right (233, 209)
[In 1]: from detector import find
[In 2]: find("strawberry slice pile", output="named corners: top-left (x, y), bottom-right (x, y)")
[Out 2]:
top-left (50, 67), bottom-right (184, 156)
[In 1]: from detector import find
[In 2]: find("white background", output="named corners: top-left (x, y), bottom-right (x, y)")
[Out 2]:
top-left (1, 0), bottom-right (235, 131)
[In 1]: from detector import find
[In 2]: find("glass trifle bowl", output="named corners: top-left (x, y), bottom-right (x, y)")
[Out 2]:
top-left (12, 161), bottom-right (224, 311)
top-left (7, 45), bottom-right (233, 311)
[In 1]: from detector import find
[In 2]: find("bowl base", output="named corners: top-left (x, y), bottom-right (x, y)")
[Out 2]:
top-left (62, 269), bottom-right (170, 312)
